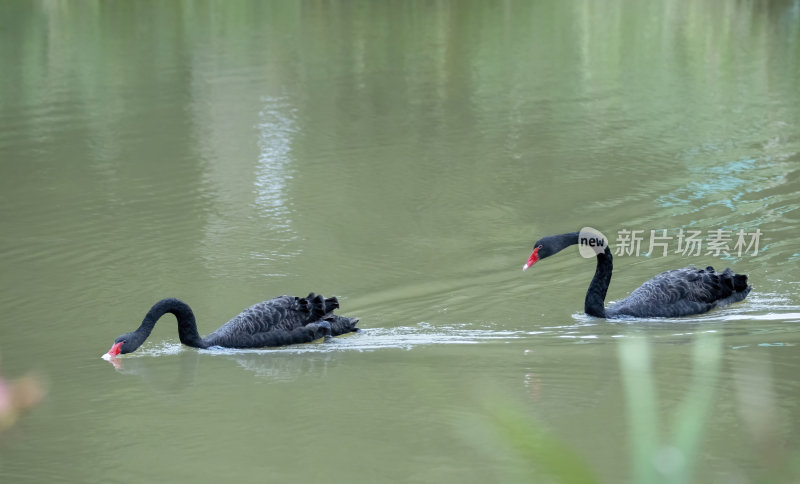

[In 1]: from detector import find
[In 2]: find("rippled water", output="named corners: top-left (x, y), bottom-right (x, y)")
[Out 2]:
top-left (1, 1), bottom-right (799, 483)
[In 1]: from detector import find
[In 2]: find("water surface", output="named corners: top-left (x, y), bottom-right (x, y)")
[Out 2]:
top-left (1, 1), bottom-right (799, 482)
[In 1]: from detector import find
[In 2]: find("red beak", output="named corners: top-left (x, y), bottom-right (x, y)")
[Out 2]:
top-left (106, 341), bottom-right (123, 357)
top-left (522, 246), bottom-right (541, 271)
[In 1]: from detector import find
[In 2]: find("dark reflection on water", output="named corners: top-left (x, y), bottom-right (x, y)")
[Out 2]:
top-left (105, 349), bottom-right (201, 393)
top-left (103, 324), bottom-right (527, 380)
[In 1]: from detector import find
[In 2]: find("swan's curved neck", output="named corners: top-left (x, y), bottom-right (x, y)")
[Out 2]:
top-left (536, 231), bottom-right (612, 317)
top-left (137, 298), bottom-right (207, 348)
top-left (585, 247), bottom-right (612, 317)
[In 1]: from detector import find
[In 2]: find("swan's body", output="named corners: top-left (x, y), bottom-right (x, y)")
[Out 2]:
top-left (523, 231), bottom-right (751, 318)
top-left (105, 293), bottom-right (359, 356)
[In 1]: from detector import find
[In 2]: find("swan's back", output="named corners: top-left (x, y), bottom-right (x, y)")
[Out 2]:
top-left (204, 293), bottom-right (358, 348)
top-left (606, 266), bottom-right (751, 318)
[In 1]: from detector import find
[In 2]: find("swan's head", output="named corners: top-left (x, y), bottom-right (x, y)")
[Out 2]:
top-left (104, 332), bottom-right (144, 358)
top-left (523, 233), bottom-right (579, 271)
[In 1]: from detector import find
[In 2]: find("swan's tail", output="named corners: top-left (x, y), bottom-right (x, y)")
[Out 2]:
top-left (296, 293), bottom-right (358, 335)
top-left (298, 292), bottom-right (340, 318)
top-left (716, 267), bottom-right (751, 306)
top-left (326, 315), bottom-right (360, 336)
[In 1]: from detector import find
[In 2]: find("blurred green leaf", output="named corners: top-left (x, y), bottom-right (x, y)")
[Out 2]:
top-left (489, 403), bottom-right (602, 484)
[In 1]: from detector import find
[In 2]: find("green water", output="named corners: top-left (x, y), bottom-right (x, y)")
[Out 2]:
top-left (1, 1), bottom-right (799, 482)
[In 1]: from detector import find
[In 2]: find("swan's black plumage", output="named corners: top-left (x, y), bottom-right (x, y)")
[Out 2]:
top-left (107, 293), bottom-right (359, 355)
top-left (524, 231), bottom-right (751, 318)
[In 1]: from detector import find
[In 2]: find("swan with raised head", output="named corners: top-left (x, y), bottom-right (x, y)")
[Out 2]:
top-left (523, 231), bottom-right (751, 318)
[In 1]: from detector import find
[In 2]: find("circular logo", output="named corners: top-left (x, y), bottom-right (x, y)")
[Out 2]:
top-left (578, 227), bottom-right (608, 258)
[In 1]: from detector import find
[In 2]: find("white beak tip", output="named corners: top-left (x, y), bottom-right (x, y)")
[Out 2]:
top-left (522, 263), bottom-right (530, 272)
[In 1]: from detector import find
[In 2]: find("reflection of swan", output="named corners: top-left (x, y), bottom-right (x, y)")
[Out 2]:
top-left (220, 352), bottom-right (339, 382)
top-left (103, 324), bottom-right (526, 381)
top-left (105, 343), bottom-right (339, 383)
top-left (523, 231), bottom-right (751, 317)
top-left (105, 349), bottom-right (200, 394)
top-left (105, 293), bottom-right (359, 356)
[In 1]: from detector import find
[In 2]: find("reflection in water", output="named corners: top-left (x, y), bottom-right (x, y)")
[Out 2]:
top-left (102, 325), bottom-right (524, 382)
top-left (104, 348), bottom-right (200, 394)
top-left (106, 345), bottom-right (345, 384)
top-left (731, 353), bottom-right (792, 477)
top-left (255, 96), bottom-right (295, 219)
top-left (223, 352), bottom-right (338, 381)
top-left (254, 96), bottom-right (298, 245)
top-left (2, 1), bottom-right (799, 482)
top-left (656, 155), bottom-right (799, 228)
top-left (208, 324), bottom-right (524, 352)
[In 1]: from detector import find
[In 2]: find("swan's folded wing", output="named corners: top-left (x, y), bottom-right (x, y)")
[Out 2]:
top-left (628, 267), bottom-right (738, 305)
top-left (209, 294), bottom-right (339, 337)
top-left (609, 266), bottom-right (750, 318)
top-left (609, 268), bottom-right (713, 317)
top-left (202, 293), bottom-right (355, 348)
top-left (679, 266), bottom-right (751, 304)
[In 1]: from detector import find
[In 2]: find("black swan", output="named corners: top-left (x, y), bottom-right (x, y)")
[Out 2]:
top-left (104, 293), bottom-right (359, 357)
top-left (522, 231), bottom-right (751, 318)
